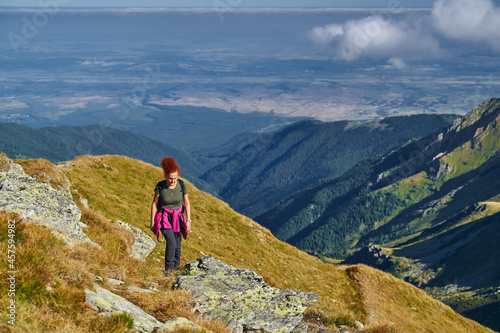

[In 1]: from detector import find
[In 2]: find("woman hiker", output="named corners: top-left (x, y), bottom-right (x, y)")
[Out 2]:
top-left (150, 156), bottom-right (191, 277)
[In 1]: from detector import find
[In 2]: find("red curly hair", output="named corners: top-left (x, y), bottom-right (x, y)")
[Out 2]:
top-left (160, 157), bottom-right (180, 178)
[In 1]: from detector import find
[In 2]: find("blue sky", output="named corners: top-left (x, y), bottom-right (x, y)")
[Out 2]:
top-left (1, 0), bottom-right (438, 8)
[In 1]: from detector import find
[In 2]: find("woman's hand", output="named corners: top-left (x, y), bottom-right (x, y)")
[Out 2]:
top-left (186, 220), bottom-right (191, 232)
top-left (151, 193), bottom-right (159, 235)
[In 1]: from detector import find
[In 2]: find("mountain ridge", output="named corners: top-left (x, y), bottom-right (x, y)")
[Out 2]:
top-left (0, 122), bottom-right (207, 187)
top-left (202, 114), bottom-right (457, 218)
top-left (1, 114), bottom-right (458, 220)
top-left (253, 97), bottom-right (500, 331)
top-left (256, 98), bottom-right (500, 258)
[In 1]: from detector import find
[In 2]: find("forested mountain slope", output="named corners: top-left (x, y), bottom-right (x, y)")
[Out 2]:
top-left (202, 114), bottom-right (457, 218)
top-left (256, 97), bottom-right (500, 331)
top-left (0, 123), bottom-right (206, 184)
top-left (256, 98), bottom-right (500, 258)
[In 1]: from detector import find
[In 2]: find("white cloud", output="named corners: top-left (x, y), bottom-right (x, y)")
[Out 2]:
top-left (80, 60), bottom-right (132, 66)
top-left (388, 57), bottom-right (407, 70)
top-left (431, 0), bottom-right (500, 50)
top-left (309, 0), bottom-right (500, 62)
top-left (308, 24), bottom-right (344, 44)
top-left (310, 15), bottom-right (442, 61)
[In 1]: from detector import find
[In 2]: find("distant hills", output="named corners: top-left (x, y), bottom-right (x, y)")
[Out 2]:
top-left (256, 98), bottom-right (500, 331)
top-left (0, 123), bottom-right (207, 187)
top-left (202, 114), bottom-right (458, 218)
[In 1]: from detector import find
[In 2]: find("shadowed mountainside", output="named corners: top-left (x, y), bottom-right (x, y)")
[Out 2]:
top-left (201, 114), bottom-right (457, 218)
top-left (254, 98), bottom-right (500, 331)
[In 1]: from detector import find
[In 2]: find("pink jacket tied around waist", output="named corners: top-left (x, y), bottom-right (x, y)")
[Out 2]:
top-left (153, 205), bottom-right (188, 241)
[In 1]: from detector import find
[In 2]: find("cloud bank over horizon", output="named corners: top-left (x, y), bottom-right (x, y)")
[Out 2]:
top-left (309, 0), bottom-right (500, 67)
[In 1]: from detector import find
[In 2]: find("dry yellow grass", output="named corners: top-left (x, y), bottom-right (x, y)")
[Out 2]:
top-left (0, 210), bottom-right (228, 332)
top-left (483, 201), bottom-right (500, 214)
top-left (0, 153), bottom-right (9, 171)
top-left (4, 155), bottom-right (493, 333)
top-left (0, 211), bottom-right (136, 333)
top-left (346, 265), bottom-right (492, 333)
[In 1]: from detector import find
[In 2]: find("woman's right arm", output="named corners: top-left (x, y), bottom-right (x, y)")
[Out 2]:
top-left (150, 193), bottom-right (160, 231)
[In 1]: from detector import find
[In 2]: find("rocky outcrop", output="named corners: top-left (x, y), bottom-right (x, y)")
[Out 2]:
top-left (448, 97), bottom-right (500, 134)
top-left (116, 220), bottom-right (156, 260)
top-left (85, 284), bottom-right (212, 333)
top-left (343, 243), bottom-right (394, 271)
top-left (429, 160), bottom-right (455, 181)
top-left (175, 256), bottom-right (321, 333)
top-left (85, 284), bottom-right (161, 333)
top-left (0, 158), bottom-right (90, 244)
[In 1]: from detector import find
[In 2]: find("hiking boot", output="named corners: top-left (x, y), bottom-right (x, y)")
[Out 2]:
top-left (163, 269), bottom-right (172, 277)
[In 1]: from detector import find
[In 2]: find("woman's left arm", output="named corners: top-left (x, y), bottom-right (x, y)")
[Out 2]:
top-left (183, 194), bottom-right (191, 232)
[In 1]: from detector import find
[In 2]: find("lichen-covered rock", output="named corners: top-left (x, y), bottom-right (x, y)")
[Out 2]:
top-left (175, 256), bottom-right (321, 333)
top-left (85, 284), bottom-right (206, 333)
top-left (116, 220), bottom-right (156, 260)
top-left (0, 159), bottom-right (89, 244)
top-left (85, 284), bottom-right (162, 333)
top-left (159, 317), bottom-right (213, 333)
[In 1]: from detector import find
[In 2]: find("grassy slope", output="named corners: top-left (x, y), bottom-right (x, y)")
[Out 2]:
top-left (0, 155), bottom-right (492, 333)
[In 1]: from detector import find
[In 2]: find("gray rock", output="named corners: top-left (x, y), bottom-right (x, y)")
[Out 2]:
top-left (57, 174), bottom-right (74, 200)
top-left (108, 278), bottom-right (125, 286)
top-left (175, 256), bottom-right (321, 333)
top-left (0, 159), bottom-right (91, 245)
top-left (0, 171), bottom-right (6, 187)
top-left (85, 284), bottom-right (161, 333)
top-left (85, 284), bottom-right (208, 333)
top-left (117, 220), bottom-right (156, 260)
top-left (146, 284), bottom-right (159, 292)
top-left (354, 321), bottom-right (364, 330)
top-left (80, 197), bottom-right (90, 209)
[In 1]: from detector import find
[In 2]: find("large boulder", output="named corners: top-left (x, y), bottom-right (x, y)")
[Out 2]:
top-left (0, 159), bottom-right (89, 244)
top-left (85, 284), bottom-right (210, 333)
top-left (117, 220), bottom-right (156, 260)
top-left (85, 284), bottom-right (162, 333)
top-left (175, 256), bottom-right (321, 333)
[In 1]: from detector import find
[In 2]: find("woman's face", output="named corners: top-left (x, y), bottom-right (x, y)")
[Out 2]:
top-left (166, 171), bottom-right (178, 187)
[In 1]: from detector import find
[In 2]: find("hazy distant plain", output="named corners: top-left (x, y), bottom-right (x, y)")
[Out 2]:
top-left (1, 7), bottom-right (499, 137)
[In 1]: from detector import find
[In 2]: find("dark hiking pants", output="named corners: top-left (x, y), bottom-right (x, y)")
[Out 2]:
top-left (161, 227), bottom-right (182, 270)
